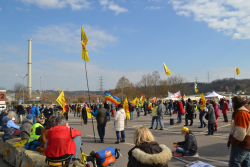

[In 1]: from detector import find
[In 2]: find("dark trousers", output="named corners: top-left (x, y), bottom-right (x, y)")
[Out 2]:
top-left (97, 124), bottom-right (106, 142)
top-left (64, 112), bottom-right (68, 121)
top-left (144, 109), bottom-right (148, 116)
top-left (223, 113), bottom-right (228, 122)
top-left (185, 115), bottom-right (193, 125)
top-left (208, 123), bottom-right (215, 135)
top-left (169, 108), bottom-right (172, 116)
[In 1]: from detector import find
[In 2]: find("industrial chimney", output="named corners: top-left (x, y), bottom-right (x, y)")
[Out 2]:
top-left (28, 39), bottom-right (32, 97)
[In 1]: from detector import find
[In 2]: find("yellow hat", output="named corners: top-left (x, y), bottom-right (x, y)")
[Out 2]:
top-left (181, 127), bottom-right (189, 132)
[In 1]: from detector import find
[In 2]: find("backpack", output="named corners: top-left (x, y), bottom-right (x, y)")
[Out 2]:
top-left (188, 103), bottom-right (195, 113)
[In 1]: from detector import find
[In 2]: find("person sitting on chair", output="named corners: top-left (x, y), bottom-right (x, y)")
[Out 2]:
top-left (173, 127), bottom-right (198, 157)
top-left (25, 115), bottom-right (45, 150)
top-left (45, 115), bottom-right (82, 167)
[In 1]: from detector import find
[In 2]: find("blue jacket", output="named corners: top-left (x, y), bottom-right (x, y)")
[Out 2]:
top-left (30, 106), bottom-right (38, 117)
top-left (168, 102), bottom-right (173, 108)
top-left (2, 116), bottom-right (20, 135)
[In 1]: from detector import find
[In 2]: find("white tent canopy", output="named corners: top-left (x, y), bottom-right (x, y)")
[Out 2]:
top-left (205, 91), bottom-right (225, 99)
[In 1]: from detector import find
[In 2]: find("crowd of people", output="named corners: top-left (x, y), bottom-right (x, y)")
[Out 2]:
top-left (0, 95), bottom-right (249, 167)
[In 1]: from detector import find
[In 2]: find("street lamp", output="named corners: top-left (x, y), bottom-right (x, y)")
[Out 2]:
top-left (15, 74), bottom-right (28, 103)
top-left (39, 77), bottom-right (43, 100)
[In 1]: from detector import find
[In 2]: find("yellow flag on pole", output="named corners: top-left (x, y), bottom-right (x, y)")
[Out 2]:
top-left (163, 62), bottom-right (171, 75)
top-left (200, 93), bottom-right (206, 111)
top-left (56, 91), bottom-right (66, 114)
top-left (194, 83), bottom-right (198, 93)
top-left (81, 26), bottom-right (89, 62)
top-left (235, 67), bottom-right (240, 75)
top-left (123, 97), bottom-right (130, 119)
top-left (140, 96), bottom-right (144, 107)
top-left (58, 88), bottom-right (62, 94)
top-left (214, 96), bottom-right (217, 102)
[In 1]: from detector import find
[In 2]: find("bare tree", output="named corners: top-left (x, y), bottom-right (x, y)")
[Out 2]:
top-left (167, 75), bottom-right (190, 96)
top-left (151, 71), bottom-right (161, 97)
top-left (136, 73), bottom-right (153, 101)
top-left (158, 79), bottom-right (170, 97)
top-left (77, 94), bottom-right (87, 103)
top-left (12, 82), bottom-right (29, 101)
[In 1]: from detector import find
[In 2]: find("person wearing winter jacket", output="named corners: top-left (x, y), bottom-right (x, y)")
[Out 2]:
top-left (81, 104), bottom-right (88, 125)
top-left (149, 103), bottom-right (158, 129)
top-left (43, 105), bottom-right (53, 127)
top-left (168, 100), bottom-right (173, 117)
top-left (177, 100), bottom-right (185, 124)
top-left (129, 102), bottom-right (135, 120)
top-left (205, 102), bottom-right (216, 136)
top-left (173, 127), bottom-right (198, 157)
top-left (30, 105), bottom-right (39, 124)
top-left (211, 100), bottom-right (220, 131)
top-left (45, 115), bottom-right (82, 165)
top-left (157, 100), bottom-right (166, 130)
top-left (222, 99), bottom-right (229, 122)
top-left (16, 102), bottom-right (25, 123)
top-left (37, 116), bottom-right (56, 154)
top-left (127, 126), bottom-right (172, 167)
top-left (185, 98), bottom-right (194, 126)
top-left (228, 96), bottom-right (250, 167)
top-left (114, 103), bottom-right (126, 144)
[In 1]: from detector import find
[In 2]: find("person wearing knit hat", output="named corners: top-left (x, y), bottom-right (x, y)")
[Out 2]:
top-left (25, 114), bottom-right (45, 150)
top-left (173, 127), bottom-right (198, 157)
top-left (14, 114), bottom-right (34, 147)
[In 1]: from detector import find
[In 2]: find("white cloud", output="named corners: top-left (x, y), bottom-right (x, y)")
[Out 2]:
top-left (144, 6), bottom-right (161, 10)
top-left (16, 7), bottom-right (29, 11)
top-left (21, 0), bottom-right (92, 10)
top-left (100, 0), bottom-right (128, 15)
top-left (30, 24), bottom-right (118, 53)
top-left (169, 0), bottom-right (250, 39)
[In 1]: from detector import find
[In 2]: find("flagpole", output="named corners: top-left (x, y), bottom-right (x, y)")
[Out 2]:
top-left (85, 61), bottom-right (96, 143)
top-left (234, 70), bottom-right (236, 94)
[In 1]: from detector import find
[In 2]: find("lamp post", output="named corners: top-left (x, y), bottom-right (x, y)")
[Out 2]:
top-left (39, 77), bottom-right (43, 100)
top-left (15, 74), bottom-right (28, 103)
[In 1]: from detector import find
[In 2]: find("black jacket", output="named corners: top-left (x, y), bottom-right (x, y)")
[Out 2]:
top-left (17, 105), bottom-right (25, 115)
top-left (186, 102), bottom-right (194, 119)
top-left (143, 102), bottom-right (148, 111)
top-left (177, 131), bottom-right (197, 155)
top-left (127, 142), bottom-right (172, 167)
top-left (129, 104), bottom-right (134, 112)
top-left (43, 108), bottom-right (53, 119)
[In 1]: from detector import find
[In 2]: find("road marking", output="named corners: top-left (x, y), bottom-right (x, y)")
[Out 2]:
top-left (86, 135), bottom-right (94, 137)
top-left (201, 124), bottom-right (230, 133)
top-left (124, 143), bottom-right (135, 146)
top-left (199, 157), bottom-right (229, 164)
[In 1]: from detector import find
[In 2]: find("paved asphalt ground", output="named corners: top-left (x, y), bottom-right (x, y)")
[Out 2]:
top-left (1, 111), bottom-right (232, 167)
top-left (69, 111), bottom-right (231, 167)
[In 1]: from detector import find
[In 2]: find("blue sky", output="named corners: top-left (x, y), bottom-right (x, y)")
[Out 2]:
top-left (1, 0), bottom-right (250, 91)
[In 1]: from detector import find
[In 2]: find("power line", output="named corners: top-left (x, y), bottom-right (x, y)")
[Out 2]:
top-left (98, 76), bottom-right (105, 95)
top-left (207, 71), bottom-right (211, 83)
top-left (194, 77), bottom-right (198, 83)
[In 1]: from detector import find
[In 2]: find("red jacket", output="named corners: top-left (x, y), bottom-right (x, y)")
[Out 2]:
top-left (222, 102), bottom-right (229, 114)
top-left (45, 125), bottom-right (81, 157)
top-left (65, 105), bottom-right (69, 113)
top-left (178, 101), bottom-right (185, 115)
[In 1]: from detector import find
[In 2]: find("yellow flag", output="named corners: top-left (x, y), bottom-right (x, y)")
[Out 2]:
top-left (81, 26), bottom-right (89, 62)
top-left (140, 96), bottom-right (144, 107)
top-left (86, 107), bottom-right (93, 119)
top-left (81, 25), bottom-right (88, 45)
top-left (82, 42), bottom-right (89, 62)
top-left (56, 91), bottom-right (66, 114)
top-left (200, 93), bottom-right (206, 111)
top-left (123, 97), bottom-right (130, 119)
top-left (163, 62), bottom-right (171, 75)
top-left (235, 67), bottom-right (240, 75)
top-left (194, 83), bottom-right (198, 93)
top-left (58, 88), bottom-right (62, 94)
top-left (214, 96), bottom-right (217, 102)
